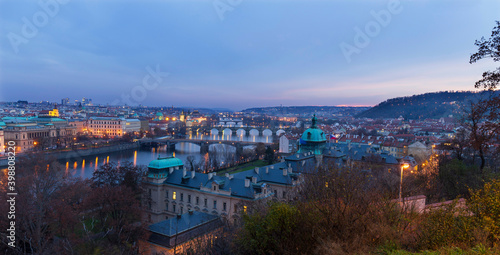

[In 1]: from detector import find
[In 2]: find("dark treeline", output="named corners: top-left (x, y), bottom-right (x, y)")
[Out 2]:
top-left (357, 91), bottom-right (499, 120)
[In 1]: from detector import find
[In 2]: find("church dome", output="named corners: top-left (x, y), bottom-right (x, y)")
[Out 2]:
top-left (301, 115), bottom-right (326, 142)
top-left (298, 115), bottom-right (327, 155)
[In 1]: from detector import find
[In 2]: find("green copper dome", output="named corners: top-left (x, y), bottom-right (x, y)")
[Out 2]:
top-left (298, 115), bottom-right (327, 155)
top-left (148, 156), bottom-right (183, 169)
top-left (301, 115), bottom-right (326, 142)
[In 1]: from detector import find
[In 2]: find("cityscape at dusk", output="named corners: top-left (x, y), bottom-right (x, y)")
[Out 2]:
top-left (1, 1), bottom-right (500, 254)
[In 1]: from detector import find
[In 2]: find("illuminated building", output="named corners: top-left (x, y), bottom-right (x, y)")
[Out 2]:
top-left (68, 119), bottom-right (86, 133)
top-left (0, 128), bottom-right (4, 155)
top-left (1, 116), bottom-right (76, 153)
top-left (144, 155), bottom-right (300, 224)
top-left (87, 117), bottom-right (124, 137)
top-left (87, 117), bottom-right (141, 137)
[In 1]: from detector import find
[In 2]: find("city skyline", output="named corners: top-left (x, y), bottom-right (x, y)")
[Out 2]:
top-left (1, 0), bottom-right (499, 110)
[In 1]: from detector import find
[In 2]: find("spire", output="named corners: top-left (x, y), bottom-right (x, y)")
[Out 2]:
top-left (311, 114), bottom-right (318, 128)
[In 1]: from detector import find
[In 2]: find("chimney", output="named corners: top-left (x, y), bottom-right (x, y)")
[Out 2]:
top-left (208, 173), bottom-right (213, 180)
top-left (296, 154), bottom-right (299, 159)
top-left (169, 168), bottom-right (174, 174)
top-left (225, 173), bottom-right (229, 177)
top-left (191, 170), bottom-right (195, 179)
top-left (283, 168), bottom-right (288, 176)
top-left (228, 174), bottom-right (234, 180)
top-left (188, 209), bottom-right (193, 215)
top-left (183, 169), bottom-right (186, 177)
top-left (245, 178), bottom-right (250, 187)
top-left (252, 177), bottom-right (257, 183)
top-left (254, 167), bottom-right (259, 174)
top-left (265, 167), bottom-right (269, 174)
top-left (288, 167), bottom-right (292, 173)
top-left (270, 165), bottom-right (274, 169)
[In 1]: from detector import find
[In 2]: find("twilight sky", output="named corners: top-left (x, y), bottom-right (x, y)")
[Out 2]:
top-left (0, 0), bottom-right (499, 110)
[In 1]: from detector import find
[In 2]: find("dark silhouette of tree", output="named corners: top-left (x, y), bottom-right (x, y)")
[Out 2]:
top-left (255, 143), bottom-right (266, 159)
top-left (264, 146), bottom-right (275, 165)
top-left (470, 21), bottom-right (500, 90)
top-left (461, 99), bottom-right (495, 172)
top-left (91, 161), bottom-right (146, 188)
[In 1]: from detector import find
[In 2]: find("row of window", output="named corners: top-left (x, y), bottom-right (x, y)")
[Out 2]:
top-left (167, 190), bottom-right (229, 211)
top-left (91, 121), bottom-right (120, 125)
top-left (89, 125), bottom-right (121, 129)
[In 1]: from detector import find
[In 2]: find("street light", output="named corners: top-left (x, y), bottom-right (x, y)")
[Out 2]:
top-left (400, 163), bottom-right (410, 202)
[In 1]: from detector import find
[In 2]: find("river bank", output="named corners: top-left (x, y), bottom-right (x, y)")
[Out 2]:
top-left (0, 142), bottom-right (141, 167)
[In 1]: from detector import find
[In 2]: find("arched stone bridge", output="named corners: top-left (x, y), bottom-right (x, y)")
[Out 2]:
top-left (194, 126), bottom-right (290, 137)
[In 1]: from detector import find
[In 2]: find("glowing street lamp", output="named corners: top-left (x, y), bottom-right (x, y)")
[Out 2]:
top-left (400, 163), bottom-right (410, 202)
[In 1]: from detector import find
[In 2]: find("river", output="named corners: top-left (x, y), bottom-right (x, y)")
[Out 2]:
top-left (2, 134), bottom-right (273, 179)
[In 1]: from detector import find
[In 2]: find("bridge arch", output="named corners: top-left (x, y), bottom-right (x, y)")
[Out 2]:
top-left (175, 141), bottom-right (201, 152)
top-left (249, 129), bottom-right (259, 136)
top-left (262, 129), bottom-right (272, 136)
top-left (276, 129), bottom-right (285, 136)
top-left (223, 128), bottom-right (232, 137)
top-left (210, 129), bottom-right (219, 135)
top-left (236, 129), bottom-right (246, 137)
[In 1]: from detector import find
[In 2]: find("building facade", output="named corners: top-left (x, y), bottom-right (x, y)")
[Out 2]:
top-left (144, 156), bottom-right (303, 223)
top-left (87, 117), bottom-right (124, 137)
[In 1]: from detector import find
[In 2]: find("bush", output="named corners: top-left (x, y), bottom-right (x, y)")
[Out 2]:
top-left (415, 200), bottom-right (485, 250)
top-left (468, 178), bottom-right (500, 243)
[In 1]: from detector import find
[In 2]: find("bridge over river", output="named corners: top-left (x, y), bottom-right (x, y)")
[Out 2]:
top-left (139, 138), bottom-right (273, 153)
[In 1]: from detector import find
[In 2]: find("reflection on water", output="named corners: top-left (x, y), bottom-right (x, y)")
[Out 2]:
top-left (0, 134), bottom-right (270, 180)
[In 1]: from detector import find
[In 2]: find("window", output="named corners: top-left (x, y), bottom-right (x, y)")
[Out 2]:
top-left (223, 202), bottom-right (227, 211)
top-left (173, 204), bottom-right (176, 212)
top-left (188, 195), bottom-right (191, 203)
top-left (283, 191), bottom-right (286, 198)
top-left (180, 193), bottom-right (184, 201)
top-left (243, 205), bottom-right (247, 213)
top-left (165, 190), bottom-right (168, 199)
top-left (213, 200), bottom-right (217, 209)
top-left (274, 190), bottom-right (277, 197)
top-left (213, 185), bottom-right (216, 191)
top-left (196, 197), bottom-right (199, 205)
top-left (173, 192), bottom-right (176, 200)
top-left (148, 189), bottom-right (152, 198)
top-left (165, 203), bottom-right (168, 211)
top-left (234, 205), bottom-right (237, 213)
top-left (204, 198), bottom-right (207, 207)
top-left (180, 207), bottom-right (183, 214)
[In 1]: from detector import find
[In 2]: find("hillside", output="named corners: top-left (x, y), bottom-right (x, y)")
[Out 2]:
top-left (356, 91), bottom-right (493, 119)
top-left (243, 106), bottom-right (370, 116)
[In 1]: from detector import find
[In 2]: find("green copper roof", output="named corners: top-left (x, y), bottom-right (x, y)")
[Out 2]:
top-left (301, 115), bottom-right (326, 142)
top-left (156, 112), bottom-right (163, 116)
top-left (148, 156), bottom-right (183, 169)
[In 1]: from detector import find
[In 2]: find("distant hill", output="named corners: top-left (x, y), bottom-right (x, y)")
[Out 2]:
top-left (356, 91), bottom-right (494, 120)
top-left (242, 106), bottom-right (371, 116)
